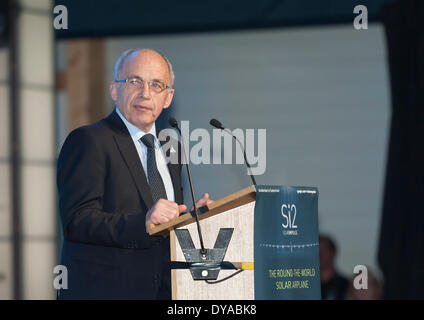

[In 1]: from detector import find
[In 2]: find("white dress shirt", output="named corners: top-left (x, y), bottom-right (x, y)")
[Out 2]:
top-left (116, 107), bottom-right (175, 202)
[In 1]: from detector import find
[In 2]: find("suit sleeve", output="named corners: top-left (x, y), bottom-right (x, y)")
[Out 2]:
top-left (57, 127), bottom-right (151, 249)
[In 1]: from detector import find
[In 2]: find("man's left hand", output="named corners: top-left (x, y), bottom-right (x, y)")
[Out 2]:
top-left (190, 193), bottom-right (213, 211)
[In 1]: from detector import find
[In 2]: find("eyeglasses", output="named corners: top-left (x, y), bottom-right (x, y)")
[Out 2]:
top-left (115, 77), bottom-right (170, 94)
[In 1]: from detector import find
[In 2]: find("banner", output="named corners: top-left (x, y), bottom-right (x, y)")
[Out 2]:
top-left (254, 185), bottom-right (321, 299)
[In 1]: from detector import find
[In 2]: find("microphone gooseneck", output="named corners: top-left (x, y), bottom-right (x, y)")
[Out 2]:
top-left (168, 117), bottom-right (207, 256)
top-left (210, 118), bottom-right (257, 186)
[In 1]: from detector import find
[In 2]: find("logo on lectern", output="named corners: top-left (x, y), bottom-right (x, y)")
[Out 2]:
top-left (281, 204), bottom-right (298, 235)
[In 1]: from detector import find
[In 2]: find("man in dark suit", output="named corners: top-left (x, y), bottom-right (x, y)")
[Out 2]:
top-left (57, 49), bottom-right (211, 299)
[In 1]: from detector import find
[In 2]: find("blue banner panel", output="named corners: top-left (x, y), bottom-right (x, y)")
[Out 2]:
top-left (254, 185), bottom-right (320, 300)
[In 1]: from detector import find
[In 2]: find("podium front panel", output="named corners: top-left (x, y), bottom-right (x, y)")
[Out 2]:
top-left (172, 201), bottom-right (255, 300)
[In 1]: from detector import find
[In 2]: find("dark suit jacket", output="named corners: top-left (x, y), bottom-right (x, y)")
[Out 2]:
top-left (56, 110), bottom-right (183, 299)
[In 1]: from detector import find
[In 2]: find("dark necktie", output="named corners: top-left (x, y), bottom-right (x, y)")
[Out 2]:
top-left (139, 133), bottom-right (168, 203)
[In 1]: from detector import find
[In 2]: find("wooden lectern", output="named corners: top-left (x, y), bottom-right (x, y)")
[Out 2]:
top-left (147, 185), bottom-right (256, 300)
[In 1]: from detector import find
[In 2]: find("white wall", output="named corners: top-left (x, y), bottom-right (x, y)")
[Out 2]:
top-left (105, 23), bottom-right (390, 280)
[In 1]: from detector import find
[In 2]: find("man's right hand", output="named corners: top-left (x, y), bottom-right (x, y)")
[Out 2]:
top-left (145, 199), bottom-right (187, 227)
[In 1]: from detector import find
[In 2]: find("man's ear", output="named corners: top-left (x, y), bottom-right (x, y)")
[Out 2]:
top-left (163, 88), bottom-right (175, 109)
top-left (110, 82), bottom-right (117, 102)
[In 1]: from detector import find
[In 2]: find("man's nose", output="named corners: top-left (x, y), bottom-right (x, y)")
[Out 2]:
top-left (139, 82), bottom-right (152, 99)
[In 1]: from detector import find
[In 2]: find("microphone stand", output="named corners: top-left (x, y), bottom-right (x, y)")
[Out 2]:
top-left (167, 118), bottom-right (237, 282)
top-left (169, 118), bottom-right (207, 256)
top-left (210, 119), bottom-right (257, 187)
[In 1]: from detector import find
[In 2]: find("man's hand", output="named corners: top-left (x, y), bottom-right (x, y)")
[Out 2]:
top-left (146, 199), bottom-right (187, 227)
top-left (190, 193), bottom-right (214, 212)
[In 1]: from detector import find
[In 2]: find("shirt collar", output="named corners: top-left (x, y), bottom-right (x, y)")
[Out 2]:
top-left (115, 107), bottom-right (158, 147)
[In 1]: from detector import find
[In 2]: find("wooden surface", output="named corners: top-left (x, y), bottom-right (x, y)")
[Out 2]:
top-left (170, 229), bottom-right (178, 300)
top-left (66, 39), bottom-right (105, 132)
top-left (148, 185), bottom-right (256, 236)
top-left (173, 201), bottom-right (256, 300)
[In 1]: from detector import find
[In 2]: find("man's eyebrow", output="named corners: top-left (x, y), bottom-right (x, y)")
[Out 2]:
top-left (127, 75), bottom-right (165, 83)
top-left (151, 78), bottom-right (167, 84)
top-left (127, 75), bottom-right (142, 80)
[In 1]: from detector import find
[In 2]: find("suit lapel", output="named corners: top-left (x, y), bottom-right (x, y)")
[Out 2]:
top-left (106, 111), bottom-right (154, 209)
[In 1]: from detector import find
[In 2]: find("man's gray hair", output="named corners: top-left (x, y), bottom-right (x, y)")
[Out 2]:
top-left (112, 49), bottom-right (175, 87)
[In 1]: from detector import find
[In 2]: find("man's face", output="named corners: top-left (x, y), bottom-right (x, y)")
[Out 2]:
top-left (110, 50), bottom-right (174, 132)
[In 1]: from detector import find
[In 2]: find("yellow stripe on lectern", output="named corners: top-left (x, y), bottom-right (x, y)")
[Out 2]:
top-left (241, 262), bottom-right (254, 270)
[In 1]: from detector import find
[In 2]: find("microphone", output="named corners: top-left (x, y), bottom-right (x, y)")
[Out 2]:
top-left (209, 118), bottom-right (224, 130)
top-left (168, 117), bottom-right (178, 128)
top-left (209, 118), bottom-right (257, 186)
top-left (168, 117), bottom-right (207, 255)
